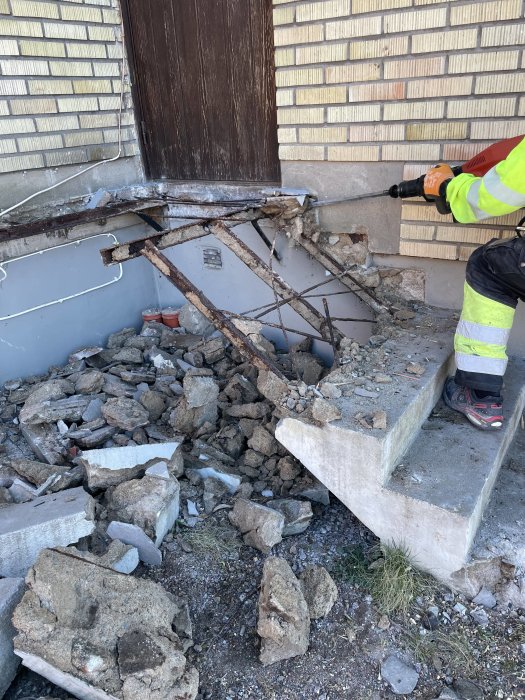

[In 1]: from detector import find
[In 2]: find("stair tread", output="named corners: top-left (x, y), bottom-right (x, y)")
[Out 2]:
top-left (387, 357), bottom-right (525, 518)
top-left (469, 422), bottom-right (525, 566)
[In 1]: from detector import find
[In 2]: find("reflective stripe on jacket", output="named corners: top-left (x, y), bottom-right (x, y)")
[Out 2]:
top-left (446, 136), bottom-right (525, 224)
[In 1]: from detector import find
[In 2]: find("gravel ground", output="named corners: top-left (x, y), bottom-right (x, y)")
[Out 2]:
top-left (8, 495), bottom-right (524, 700)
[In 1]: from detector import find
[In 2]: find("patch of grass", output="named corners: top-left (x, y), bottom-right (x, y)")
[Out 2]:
top-left (181, 525), bottom-right (242, 561)
top-left (369, 543), bottom-right (433, 616)
top-left (407, 628), bottom-right (478, 675)
top-left (333, 542), bottom-right (434, 616)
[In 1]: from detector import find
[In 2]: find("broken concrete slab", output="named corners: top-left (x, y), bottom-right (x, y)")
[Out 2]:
top-left (7, 458), bottom-right (82, 493)
top-left (19, 394), bottom-right (96, 425)
top-left (0, 577), bottom-right (25, 698)
top-left (107, 474), bottom-right (180, 547)
top-left (299, 566), bottom-right (338, 619)
top-left (80, 442), bottom-right (182, 489)
top-left (229, 498), bottom-right (284, 554)
top-left (13, 548), bottom-right (198, 699)
top-left (268, 499), bottom-right (313, 536)
top-left (0, 487), bottom-right (95, 577)
top-left (20, 423), bottom-right (67, 465)
top-left (257, 556), bottom-right (310, 666)
top-left (107, 521), bottom-right (162, 566)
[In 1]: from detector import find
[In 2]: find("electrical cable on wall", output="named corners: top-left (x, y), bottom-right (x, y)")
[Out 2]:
top-left (0, 14), bottom-right (128, 220)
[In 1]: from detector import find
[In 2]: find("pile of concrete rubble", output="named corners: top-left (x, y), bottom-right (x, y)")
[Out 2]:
top-left (0, 302), bottom-right (345, 699)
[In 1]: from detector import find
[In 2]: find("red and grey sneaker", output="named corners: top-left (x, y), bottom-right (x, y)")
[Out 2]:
top-left (442, 378), bottom-right (503, 431)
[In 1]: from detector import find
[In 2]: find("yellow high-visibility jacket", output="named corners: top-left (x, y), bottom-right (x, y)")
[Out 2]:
top-left (447, 137), bottom-right (525, 224)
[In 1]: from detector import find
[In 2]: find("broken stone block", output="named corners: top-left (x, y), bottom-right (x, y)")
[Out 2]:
top-left (107, 327), bottom-right (137, 348)
top-left (82, 397), bottom-right (104, 423)
top-left (178, 303), bottom-right (214, 336)
top-left (139, 390), bottom-right (167, 422)
top-left (292, 479), bottom-right (330, 506)
top-left (107, 521), bottom-right (162, 566)
top-left (299, 566), bottom-right (338, 619)
top-left (278, 456), bottom-right (302, 482)
top-left (311, 397), bottom-right (341, 423)
top-left (381, 655), bottom-right (419, 695)
top-left (183, 375), bottom-right (219, 408)
top-left (229, 499), bottom-right (284, 554)
top-left (103, 374), bottom-right (136, 398)
top-left (107, 474), bottom-right (180, 547)
top-left (223, 373), bottom-right (259, 404)
top-left (23, 379), bottom-right (74, 407)
top-left (75, 425), bottom-right (118, 450)
top-left (0, 577), bottom-right (25, 698)
top-left (268, 499), bottom-right (313, 536)
top-left (225, 402), bottom-right (269, 419)
top-left (291, 353), bottom-right (324, 386)
top-left (200, 337), bottom-right (225, 364)
top-left (257, 371), bottom-right (288, 404)
top-left (113, 347), bottom-right (143, 364)
top-left (102, 397), bottom-right (150, 431)
top-left (248, 425), bottom-right (279, 457)
top-left (170, 397), bottom-right (218, 432)
top-left (13, 548), bottom-right (198, 699)
top-left (7, 458), bottom-right (82, 493)
top-left (257, 557), bottom-right (310, 666)
top-left (80, 442), bottom-right (183, 489)
top-left (75, 370), bottom-right (104, 395)
top-left (0, 487), bottom-right (95, 577)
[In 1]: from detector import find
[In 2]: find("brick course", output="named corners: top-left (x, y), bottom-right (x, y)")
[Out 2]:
top-left (273, 0), bottom-right (525, 261)
top-left (0, 0), bottom-right (137, 175)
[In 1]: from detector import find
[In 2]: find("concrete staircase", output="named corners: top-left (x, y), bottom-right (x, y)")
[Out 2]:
top-left (275, 328), bottom-right (525, 585)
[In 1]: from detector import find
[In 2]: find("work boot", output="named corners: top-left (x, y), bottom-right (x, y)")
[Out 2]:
top-left (442, 378), bottom-right (503, 431)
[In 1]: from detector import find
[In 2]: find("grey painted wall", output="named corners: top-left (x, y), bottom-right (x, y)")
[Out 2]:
top-left (0, 219), bottom-right (157, 383)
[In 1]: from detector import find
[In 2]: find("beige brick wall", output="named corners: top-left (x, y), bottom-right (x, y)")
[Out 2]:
top-left (0, 0), bottom-right (138, 175)
top-left (273, 0), bottom-right (525, 260)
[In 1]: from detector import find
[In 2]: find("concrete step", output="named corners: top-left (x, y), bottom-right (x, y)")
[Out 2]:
top-left (385, 357), bottom-right (525, 580)
top-left (276, 322), bottom-right (525, 584)
top-left (276, 324), bottom-right (453, 489)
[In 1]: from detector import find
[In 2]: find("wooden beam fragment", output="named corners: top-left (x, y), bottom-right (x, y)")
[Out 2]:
top-left (209, 221), bottom-right (342, 343)
top-left (140, 240), bottom-right (286, 379)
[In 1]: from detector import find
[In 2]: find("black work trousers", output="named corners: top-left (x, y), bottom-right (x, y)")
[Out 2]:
top-left (456, 235), bottom-right (525, 394)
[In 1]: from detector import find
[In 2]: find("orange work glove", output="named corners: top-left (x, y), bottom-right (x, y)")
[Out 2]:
top-left (423, 163), bottom-right (454, 214)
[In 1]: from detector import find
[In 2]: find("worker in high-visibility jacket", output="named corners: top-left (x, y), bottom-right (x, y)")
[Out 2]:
top-left (423, 136), bottom-right (525, 430)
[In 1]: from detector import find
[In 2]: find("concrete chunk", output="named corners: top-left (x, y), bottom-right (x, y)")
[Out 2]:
top-left (0, 487), bottom-right (95, 577)
top-left (107, 521), bottom-right (162, 566)
top-left (80, 442), bottom-right (182, 489)
top-left (12, 548), bottom-right (197, 699)
top-left (0, 577), bottom-right (25, 698)
top-left (107, 475), bottom-right (180, 547)
top-left (257, 557), bottom-right (310, 666)
top-left (229, 499), bottom-right (284, 554)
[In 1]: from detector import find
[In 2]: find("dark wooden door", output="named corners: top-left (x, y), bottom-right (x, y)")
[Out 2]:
top-left (121, 0), bottom-right (280, 183)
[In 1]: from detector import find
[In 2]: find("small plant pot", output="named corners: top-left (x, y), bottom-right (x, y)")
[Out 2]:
top-left (142, 308), bottom-right (162, 322)
top-left (162, 307), bottom-right (180, 328)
